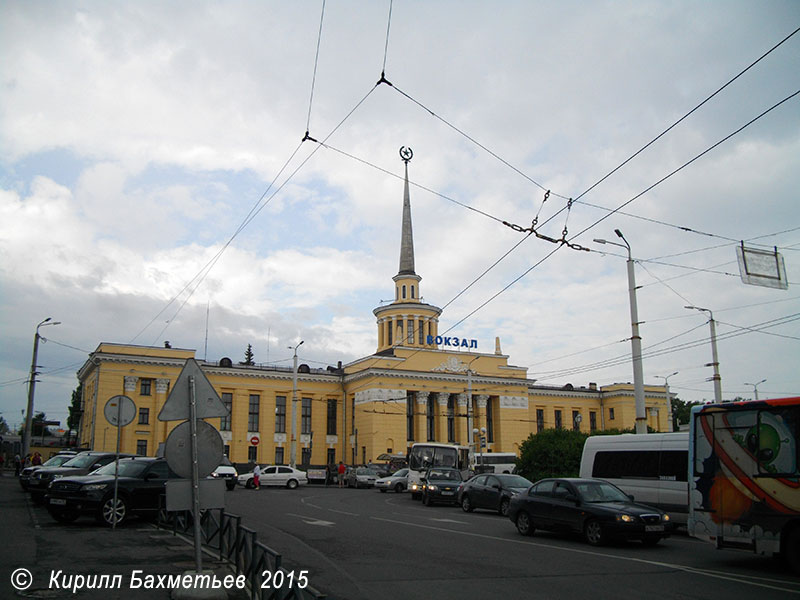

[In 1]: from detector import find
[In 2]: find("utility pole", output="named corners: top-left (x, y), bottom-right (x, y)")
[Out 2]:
top-left (24, 318), bottom-right (60, 458)
top-left (289, 340), bottom-right (303, 468)
top-left (686, 306), bottom-right (723, 403)
top-left (655, 372), bottom-right (678, 432)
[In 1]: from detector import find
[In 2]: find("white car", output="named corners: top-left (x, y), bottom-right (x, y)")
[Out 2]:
top-left (375, 468), bottom-right (409, 493)
top-left (238, 465), bottom-right (308, 489)
top-left (209, 457), bottom-right (238, 490)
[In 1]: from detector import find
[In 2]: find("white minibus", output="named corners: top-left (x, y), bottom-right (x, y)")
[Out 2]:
top-left (579, 432), bottom-right (689, 524)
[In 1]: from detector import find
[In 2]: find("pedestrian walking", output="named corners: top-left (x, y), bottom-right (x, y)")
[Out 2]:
top-left (14, 454), bottom-right (22, 477)
top-left (253, 464), bottom-right (261, 490)
top-left (337, 461), bottom-right (346, 488)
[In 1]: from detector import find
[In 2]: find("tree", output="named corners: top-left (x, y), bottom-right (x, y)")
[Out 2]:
top-left (240, 344), bottom-right (255, 366)
top-left (67, 384), bottom-right (83, 444)
top-left (671, 397), bottom-right (702, 431)
top-left (0, 415), bottom-right (9, 435)
top-left (17, 412), bottom-right (53, 437)
top-left (516, 428), bottom-right (589, 482)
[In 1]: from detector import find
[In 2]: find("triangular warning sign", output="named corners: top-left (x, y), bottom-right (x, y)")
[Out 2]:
top-left (158, 358), bottom-right (229, 421)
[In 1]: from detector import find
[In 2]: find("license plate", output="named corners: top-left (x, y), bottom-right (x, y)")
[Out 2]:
top-left (442, 491), bottom-right (454, 496)
top-left (645, 525), bottom-right (664, 532)
top-left (50, 498), bottom-right (67, 506)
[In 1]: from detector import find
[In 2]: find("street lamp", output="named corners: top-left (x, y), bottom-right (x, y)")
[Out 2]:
top-left (23, 317), bottom-right (61, 458)
top-left (472, 426), bottom-right (486, 472)
top-left (594, 230), bottom-right (647, 434)
top-left (744, 378), bottom-right (766, 401)
top-left (289, 340), bottom-right (304, 469)
top-left (654, 371), bottom-right (678, 432)
top-left (685, 306), bottom-right (723, 404)
top-left (465, 356), bottom-right (481, 467)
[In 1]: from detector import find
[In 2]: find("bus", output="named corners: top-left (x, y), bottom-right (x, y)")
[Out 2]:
top-left (688, 397), bottom-right (799, 573)
top-left (580, 432), bottom-right (689, 524)
top-left (407, 442), bottom-right (469, 500)
top-left (474, 452), bottom-right (518, 474)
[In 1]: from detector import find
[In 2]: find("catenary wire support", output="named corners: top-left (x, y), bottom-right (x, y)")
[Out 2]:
top-left (503, 195), bottom-right (589, 252)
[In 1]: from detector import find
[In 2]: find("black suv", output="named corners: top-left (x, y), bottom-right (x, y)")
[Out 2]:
top-left (46, 457), bottom-right (178, 526)
top-left (27, 451), bottom-right (131, 502)
top-left (19, 451), bottom-right (78, 490)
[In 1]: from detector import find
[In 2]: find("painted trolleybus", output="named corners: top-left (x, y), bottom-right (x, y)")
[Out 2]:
top-left (688, 397), bottom-right (800, 573)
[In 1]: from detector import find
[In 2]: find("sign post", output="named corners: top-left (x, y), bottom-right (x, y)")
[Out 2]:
top-left (158, 358), bottom-right (228, 576)
top-left (103, 395), bottom-right (136, 530)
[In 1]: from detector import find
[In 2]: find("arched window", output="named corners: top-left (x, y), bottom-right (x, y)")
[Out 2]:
top-left (411, 285), bottom-right (415, 299)
top-left (402, 285), bottom-right (407, 299)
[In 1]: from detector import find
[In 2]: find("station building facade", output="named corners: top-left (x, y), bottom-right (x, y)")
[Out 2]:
top-left (76, 159), bottom-right (671, 465)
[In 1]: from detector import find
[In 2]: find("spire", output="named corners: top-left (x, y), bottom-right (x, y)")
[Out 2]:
top-left (398, 147), bottom-right (416, 276)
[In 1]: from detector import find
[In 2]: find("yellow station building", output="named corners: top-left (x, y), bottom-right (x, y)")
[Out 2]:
top-left (76, 157), bottom-right (671, 465)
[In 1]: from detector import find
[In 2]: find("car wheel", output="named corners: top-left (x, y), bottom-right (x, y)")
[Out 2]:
top-left (286, 479), bottom-right (298, 490)
top-left (50, 509), bottom-right (80, 523)
top-left (394, 483), bottom-right (404, 493)
top-left (642, 536), bottom-right (661, 547)
top-left (584, 519), bottom-right (604, 546)
top-left (226, 481), bottom-right (236, 491)
top-left (515, 511), bottom-right (534, 536)
top-left (101, 496), bottom-right (128, 527)
top-left (245, 479), bottom-right (254, 489)
top-left (499, 498), bottom-right (510, 517)
top-left (461, 495), bottom-right (473, 513)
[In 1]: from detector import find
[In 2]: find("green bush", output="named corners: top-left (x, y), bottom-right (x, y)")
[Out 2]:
top-left (516, 428), bottom-right (589, 481)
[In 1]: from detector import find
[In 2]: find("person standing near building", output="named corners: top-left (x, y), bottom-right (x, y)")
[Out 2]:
top-left (253, 464), bottom-right (261, 490)
top-left (337, 461), bottom-right (346, 488)
top-left (31, 452), bottom-right (42, 466)
top-left (14, 454), bottom-right (22, 476)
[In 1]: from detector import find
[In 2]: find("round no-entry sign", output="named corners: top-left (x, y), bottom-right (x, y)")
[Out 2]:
top-left (250, 436), bottom-right (260, 446)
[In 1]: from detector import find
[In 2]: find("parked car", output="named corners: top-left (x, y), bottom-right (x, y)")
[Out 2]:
top-left (421, 467), bottom-right (463, 506)
top-left (237, 465), bottom-right (308, 489)
top-left (508, 477), bottom-right (674, 546)
top-left (27, 451), bottom-right (130, 502)
top-left (45, 457), bottom-right (177, 526)
top-left (366, 463), bottom-right (392, 478)
top-left (209, 456), bottom-right (238, 490)
top-left (459, 473), bottom-right (532, 516)
top-left (346, 467), bottom-right (379, 488)
top-left (19, 451), bottom-right (78, 490)
top-left (375, 468), bottom-right (409, 493)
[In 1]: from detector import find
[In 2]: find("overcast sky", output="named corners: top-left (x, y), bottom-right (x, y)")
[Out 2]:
top-left (1, 1), bottom-right (799, 432)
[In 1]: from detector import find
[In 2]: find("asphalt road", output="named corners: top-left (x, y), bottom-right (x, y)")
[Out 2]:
top-left (223, 484), bottom-right (800, 600)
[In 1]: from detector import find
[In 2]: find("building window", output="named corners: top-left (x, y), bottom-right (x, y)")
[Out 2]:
top-left (555, 410), bottom-right (563, 430)
top-left (275, 396), bottom-right (286, 433)
top-left (411, 285), bottom-right (415, 299)
top-left (572, 410), bottom-right (581, 431)
top-left (140, 378), bottom-right (152, 396)
top-left (426, 395), bottom-right (435, 442)
top-left (301, 398), bottom-right (312, 434)
top-left (362, 446), bottom-right (366, 465)
top-left (275, 447), bottom-right (284, 465)
top-left (326, 399), bottom-right (337, 436)
top-left (248, 446), bottom-right (257, 462)
top-left (590, 411), bottom-right (597, 431)
top-left (396, 320), bottom-right (403, 344)
top-left (136, 440), bottom-right (147, 456)
top-left (248, 395), bottom-right (260, 431)
top-left (486, 399), bottom-right (494, 443)
top-left (301, 447), bottom-right (312, 466)
top-left (447, 396), bottom-right (455, 443)
top-left (220, 392), bottom-right (232, 431)
top-left (138, 407), bottom-right (150, 425)
top-left (407, 392), bottom-right (415, 442)
top-left (609, 407), bottom-right (615, 421)
top-left (407, 319), bottom-right (414, 344)
top-left (418, 321), bottom-right (424, 344)
top-left (350, 396), bottom-right (355, 435)
top-left (402, 285), bottom-right (407, 299)
top-left (536, 409), bottom-right (544, 433)
top-left (327, 448), bottom-right (336, 465)
top-left (387, 321), bottom-right (393, 345)
top-left (223, 444), bottom-right (230, 458)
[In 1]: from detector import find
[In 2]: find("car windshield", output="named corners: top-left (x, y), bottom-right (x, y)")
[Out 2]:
top-left (393, 469), bottom-right (408, 477)
top-left (428, 469), bottom-right (462, 481)
top-left (43, 455), bottom-right (74, 467)
top-left (497, 475), bottom-right (532, 488)
top-left (357, 468), bottom-right (378, 476)
top-left (61, 453), bottom-right (100, 468)
top-left (574, 481), bottom-right (630, 503)
top-left (409, 445), bottom-right (458, 470)
top-left (94, 461), bottom-right (150, 478)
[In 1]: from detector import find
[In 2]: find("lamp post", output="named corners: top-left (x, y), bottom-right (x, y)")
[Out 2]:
top-left (654, 371), bottom-right (678, 432)
top-left (465, 356), bottom-right (480, 468)
top-left (744, 378), bottom-right (766, 401)
top-left (685, 306), bottom-right (722, 404)
top-left (289, 340), bottom-right (304, 469)
top-left (23, 317), bottom-right (61, 459)
top-left (594, 230), bottom-right (647, 434)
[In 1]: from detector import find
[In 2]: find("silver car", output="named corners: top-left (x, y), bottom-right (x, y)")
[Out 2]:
top-left (375, 468), bottom-right (409, 493)
top-left (346, 467), bottom-right (379, 488)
